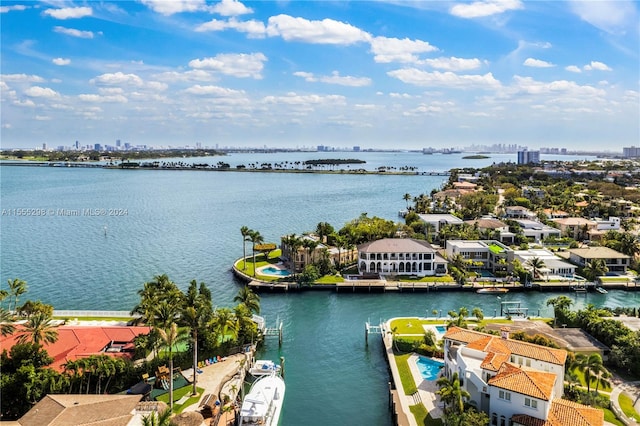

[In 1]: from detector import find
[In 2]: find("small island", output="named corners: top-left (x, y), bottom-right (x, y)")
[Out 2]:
top-left (462, 154), bottom-right (490, 159)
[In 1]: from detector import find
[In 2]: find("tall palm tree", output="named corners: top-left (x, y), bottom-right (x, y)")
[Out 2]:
top-left (7, 278), bottom-right (27, 312)
top-left (436, 372), bottom-right (470, 415)
top-left (157, 322), bottom-right (188, 411)
top-left (315, 222), bottom-right (334, 243)
top-left (286, 235), bottom-right (303, 273)
top-left (582, 258), bottom-right (608, 282)
top-left (403, 193), bottom-right (412, 210)
top-left (130, 275), bottom-right (183, 327)
top-left (181, 280), bottom-right (213, 396)
top-left (234, 286), bottom-right (261, 314)
top-left (142, 408), bottom-right (172, 426)
top-left (447, 307), bottom-right (469, 328)
top-left (302, 238), bottom-right (319, 266)
top-left (573, 353), bottom-right (608, 394)
top-left (16, 311), bottom-right (59, 346)
top-left (240, 226), bottom-right (252, 271)
top-left (249, 230), bottom-right (264, 277)
top-left (212, 308), bottom-right (237, 343)
top-left (526, 257), bottom-right (546, 281)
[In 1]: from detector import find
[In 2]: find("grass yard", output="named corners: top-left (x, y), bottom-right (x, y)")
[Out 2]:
top-left (398, 276), bottom-right (454, 283)
top-left (570, 367), bottom-right (613, 393)
top-left (619, 392), bottom-right (640, 422)
top-left (410, 403), bottom-right (443, 426)
top-left (315, 274), bottom-right (345, 283)
top-left (156, 386), bottom-right (205, 414)
top-left (603, 407), bottom-right (624, 426)
top-left (394, 353), bottom-right (418, 395)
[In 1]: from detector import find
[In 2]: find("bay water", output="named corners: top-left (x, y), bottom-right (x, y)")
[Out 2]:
top-left (3, 151), bottom-right (635, 425)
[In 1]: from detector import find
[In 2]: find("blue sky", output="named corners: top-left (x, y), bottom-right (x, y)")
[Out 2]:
top-left (1, 0), bottom-right (638, 151)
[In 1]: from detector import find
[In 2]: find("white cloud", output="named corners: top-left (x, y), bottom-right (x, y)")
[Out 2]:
top-left (195, 17), bottom-right (266, 37)
top-left (35, 115), bottom-right (51, 121)
top-left (210, 0), bottom-right (252, 16)
top-left (1, 74), bottom-right (45, 83)
top-left (266, 14), bottom-right (371, 45)
top-left (510, 76), bottom-right (606, 97)
top-left (584, 61), bottom-right (612, 71)
top-left (293, 71), bottom-right (371, 87)
top-left (91, 72), bottom-right (144, 86)
top-left (523, 58), bottom-right (555, 68)
top-left (565, 65), bottom-right (582, 73)
top-left (13, 99), bottom-right (36, 107)
top-left (188, 53), bottom-right (267, 79)
top-left (569, 0), bottom-right (638, 35)
top-left (53, 26), bottom-right (95, 38)
top-left (78, 94), bottom-right (128, 103)
top-left (263, 92), bottom-right (346, 106)
top-left (450, 0), bottom-right (523, 18)
top-left (421, 57), bottom-right (484, 71)
top-left (153, 69), bottom-right (218, 83)
top-left (24, 86), bottom-right (59, 98)
top-left (403, 103), bottom-right (445, 116)
top-left (387, 68), bottom-right (501, 89)
top-left (52, 58), bottom-right (71, 66)
top-left (43, 7), bottom-right (92, 19)
top-left (370, 36), bottom-right (438, 63)
top-left (183, 85), bottom-right (246, 97)
top-left (0, 5), bottom-right (28, 13)
top-left (140, 0), bottom-right (205, 15)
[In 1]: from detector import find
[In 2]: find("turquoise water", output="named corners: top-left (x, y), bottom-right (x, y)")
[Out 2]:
top-left (435, 325), bottom-right (447, 333)
top-left (261, 266), bottom-right (291, 276)
top-left (416, 356), bottom-right (445, 381)
top-left (2, 152), bottom-right (631, 426)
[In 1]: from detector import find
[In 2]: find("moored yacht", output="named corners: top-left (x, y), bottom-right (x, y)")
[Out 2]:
top-left (239, 372), bottom-right (285, 426)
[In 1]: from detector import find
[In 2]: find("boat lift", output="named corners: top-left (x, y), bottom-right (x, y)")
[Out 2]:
top-left (365, 318), bottom-right (385, 345)
top-left (500, 301), bottom-right (528, 317)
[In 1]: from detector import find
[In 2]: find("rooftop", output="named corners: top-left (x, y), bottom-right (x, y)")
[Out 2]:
top-left (358, 238), bottom-right (437, 253)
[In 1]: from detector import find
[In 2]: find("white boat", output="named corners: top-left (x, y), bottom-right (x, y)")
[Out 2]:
top-left (595, 287), bottom-right (608, 294)
top-left (250, 359), bottom-right (281, 377)
top-left (239, 372), bottom-right (285, 426)
top-left (476, 287), bottom-right (509, 294)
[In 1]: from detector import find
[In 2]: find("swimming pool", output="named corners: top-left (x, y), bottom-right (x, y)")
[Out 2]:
top-left (261, 266), bottom-right (291, 276)
top-left (415, 356), bottom-right (444, 381)
top-left (435, 325), bottom-right (447, 334)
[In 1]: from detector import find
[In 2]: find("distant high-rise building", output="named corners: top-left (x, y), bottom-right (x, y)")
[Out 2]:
top-left (75, 140), bottom-right (79, 150)
top-left (623, 146), bottom-right (640, 158)
top-left (42, 143), bottom-right (47, 151)
top-left (94, 143), bottom-right (102, 151)
top-left (517, 150), bottom-right (540, 165)
top-left (353, 146), bottom-right (360, 152)
top-left (116, 139), bottom-right (121, 147)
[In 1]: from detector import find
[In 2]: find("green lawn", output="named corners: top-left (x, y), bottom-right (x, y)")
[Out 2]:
top-left (390, 318), bottom-right (447, 335)
top-left (155, 386), bottom-right (204, 414)
top-left (394, 353), bottom-right (418, 395)
top-left (315, 275), bottom-right (345, 283)
top-left (235, 250), bottom-right (284, 281)
top-left (398, 276), bottom-right (454, 283)
top-left (410, 403), bottom-right (443, 426)
top-left (619, 392), bottom-right (640, 422)
top-left (603, 407), bottom-right (625, 426)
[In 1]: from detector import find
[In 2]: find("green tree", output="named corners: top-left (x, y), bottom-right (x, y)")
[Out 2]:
top-left (546, 295), bottom-right (574, 327)
top-left (181, 280), bottom-right (213, 396)
top-left (157, 322), bottom-right (188, 411)
top-left (249, 230), bottom-right (264, 277)
top-left (403, 193), bottom-right (412, 210)
top-left (240, 226), bottom-right (252, 271)
top-left (211, 308), bottom-right (237, 343)
top-left (472, 307), bottom-right (484, 322)
top-left (526, 257), bottom-right (546, 281)
top-left (298, 264), bottom-right (320, 286)
top-left (436, 372), bottom-right (470, 415)
top-left (573, 353), bottom-right (608, 394)
top-left (234, 286), bottom-right (261, 314)
top-left (16, 312), bottom-right (59, 346)
top-left (7, 278), bottom-right (27, 312)
top-left (582, 258), bottom-right (608, 282)
top-left (0, 307), bottom-right (16, 336)
top-left (315, 222), bottom-right (334, 243)
top-left (142, 408), bottom-right (173, 426)
top-left (447, 307), bottom-right (469, 328)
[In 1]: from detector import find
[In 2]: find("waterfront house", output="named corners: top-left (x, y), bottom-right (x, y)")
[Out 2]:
top-left (444, 240), bottom-right (514, 274)
top-left (443, 327), bottom-right (601, 426)
top-left (357, 238), bottom-right (447, 277)
top-left (567, 247), bottom-right (631, 274)
top-left (464, 218), bottom-right (515, 244)
top-left (0, 325), bottom-right (151, 372)
top-left (512, 219), bottom-right (562, 243)
top-left (280, 234), bottom-right (357, 273)
top-left (417, 213), bottom-right (464, 235)
top-left (513, 249), bottom-right (577, 280)
top-left (543, 209), bottom-right (569, 220)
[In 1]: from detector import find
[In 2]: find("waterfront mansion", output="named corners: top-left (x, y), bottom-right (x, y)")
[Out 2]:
top-left (443, 326), bottom-right (603, 426)
top-left (357, 238), bottom-right (448, 277)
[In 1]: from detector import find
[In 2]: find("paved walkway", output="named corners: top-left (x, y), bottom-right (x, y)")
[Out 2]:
top-left (610, 378), bottom-right (640, 425)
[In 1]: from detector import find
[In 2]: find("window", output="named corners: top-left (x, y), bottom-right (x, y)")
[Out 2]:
top-left (525, 359), bottom-right (531, 367)
top-left (525, 398), bottom-right (538, 409)
top-left (499, 390), bottom-right (511, 401)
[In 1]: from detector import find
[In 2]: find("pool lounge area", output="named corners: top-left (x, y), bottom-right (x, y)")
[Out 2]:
top-left (414, 356), bottom-right (444, 381)
top-left (257, 263), bottom-right (291, 277)
top-left (407, 354), bottom-right (445, 418)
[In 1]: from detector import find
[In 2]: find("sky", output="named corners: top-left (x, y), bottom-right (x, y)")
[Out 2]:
top-left (1, 0), bottom-right (639, 151)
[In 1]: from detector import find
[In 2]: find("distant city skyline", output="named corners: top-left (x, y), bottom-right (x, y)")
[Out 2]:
top-left (1, 1), bottom-right (639, 150)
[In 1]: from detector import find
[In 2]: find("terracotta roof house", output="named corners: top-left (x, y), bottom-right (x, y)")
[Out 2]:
top-left (442, 326), bottom-right (597, 426)
top-left (551, 218), bottom-right (596, 240)
top-left (1, 326), bottom-right (151, 372)
top-left (504, 206), bottom-right (537, 220)
top-left (15, 394), bottom-right (143, 426)
top-left (465, 218), bottom-right (515, 244)
top-left (357, 238), bottom-right (447, 277)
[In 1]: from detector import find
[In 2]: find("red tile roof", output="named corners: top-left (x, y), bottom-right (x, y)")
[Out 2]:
top-left (1, 326), bottom-right (151, 372)
top-left (488, 363), bottom-right (556, 400)
top-left (512, 398), bottom-right (604, 426)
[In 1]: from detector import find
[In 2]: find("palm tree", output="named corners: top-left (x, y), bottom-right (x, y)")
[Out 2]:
top-left (240, 226), bottom-right (252, 270)
top-left (436, 372), bottom-right (470, 415)
top-left (315, 222), bottom-right (334, 243)
top-left (582, 258), bottom-right (608, 282)
top-left (471, 307), bottom-right (484, 322)
top-left (7, 278), bottom-right (27, 312)
top-left (573, 353), bottom-right (608, 393)
top-left (403, 193), bottom-right (412, 210)
top-left (546, 295), bottom-right (573, 327)
top-left (181, 280), bottom-right (213, 396)
top-left (234, 286), bottom-right (261, 314)
top-left (526, 257), bottom-right (546, 281)
top-left (130, 274), bottom-right (182, 326)
top-left (0, 307), bottom-right (16, 336)
top-left (142, 408), bottom-right (172, 426)
top-left (302, 238), bottom-right (319, 266)
top-left (284, 234), bottom-right (303, 273)
top-left (447, 307), bottom-right (469, 328)
top-left (16, 311), bottom-right (59, 345)
top-left (249, 230), bottom-right (264, 277)
top-left (157, 322), bottom-right (188, 411)
top-left (212, 307), bottom-right (238, 343)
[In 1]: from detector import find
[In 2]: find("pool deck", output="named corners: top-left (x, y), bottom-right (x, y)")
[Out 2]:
top-left (383, 320), bottom-right (443, 426)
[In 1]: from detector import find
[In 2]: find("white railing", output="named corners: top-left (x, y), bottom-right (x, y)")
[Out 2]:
top-left (53, 310), bottom-right (139, 318)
